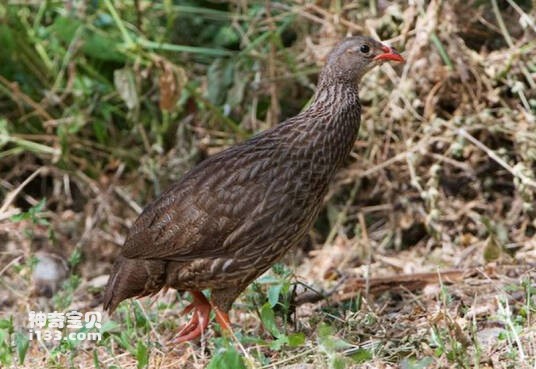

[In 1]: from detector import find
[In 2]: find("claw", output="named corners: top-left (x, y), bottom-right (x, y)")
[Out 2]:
top-left (172, 291), bottom-right (211, 343)
top-left (171, 291), bottom-right (234, 344)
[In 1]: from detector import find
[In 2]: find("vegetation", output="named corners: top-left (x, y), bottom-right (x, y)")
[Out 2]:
top-left (0, 0), bottom-right (534, 368)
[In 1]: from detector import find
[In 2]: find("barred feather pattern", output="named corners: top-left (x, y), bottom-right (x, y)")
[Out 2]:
top-left (102, 35), bottom-right (388, 313)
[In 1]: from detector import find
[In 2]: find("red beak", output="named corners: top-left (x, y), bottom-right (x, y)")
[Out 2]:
top-left (374, 44), bottom-right (404, 63)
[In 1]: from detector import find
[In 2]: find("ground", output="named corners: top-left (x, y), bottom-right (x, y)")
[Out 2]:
top-left (0, 1), bottom-right (535, 368)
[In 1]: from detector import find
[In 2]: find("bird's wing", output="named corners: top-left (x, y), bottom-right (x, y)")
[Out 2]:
top-left (220, 153), bottom-right (321, 263)
top-left (120, 132), bottom-right (285, 261)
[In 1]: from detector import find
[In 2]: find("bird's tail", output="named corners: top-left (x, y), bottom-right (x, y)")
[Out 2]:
top-left (103, 255), bottom-right (166, 314)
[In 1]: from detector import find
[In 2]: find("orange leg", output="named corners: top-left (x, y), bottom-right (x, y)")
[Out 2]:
top-left (172, 291), bottom-right (235, 343)
top-left (214, 308), bottom-right (232, 336)
top-left (173, 291), bottom-right (211, 343)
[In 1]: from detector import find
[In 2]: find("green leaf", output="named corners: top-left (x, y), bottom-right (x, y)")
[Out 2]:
top-left (92, 120), bottom-right (108, 145)
top-left (9, 212), bottom-right (28, 222)
top-left (318, 322), bottom-right (334, 338)
top-left (256, 275), bottom-right (279, 284)
top-left (350, 348), bottom-right (372, 363)
top-left (207, 347), bottom-right (246, 369)
top-left (0, 318), bottom-right (13, 330)
top-left (483, 235), bottom-right (502, 262)
top-left (83, 32), bottom-right (125, 62)
top-left (260, 303), bottom-right (280, 338)
top-left (15, 332), bottom-right (29, 365)
top-left (287, 332), bottom-right (305, 347)
top-left (0, 329), bottom-right (8, 344)
top-left (401, 357), bottom-right (434, 369)
top-left (267, 284), bottom-right (283, 308)
top-left (49, 17), bottom-right (81, 43)
top-left (331, 355), bottom-right (347, 369)
top-left (118, 331), bottom-right (133, 351)
top-left (136, 341), bottom-right (149, 369)
top-left (100, 320), bottom-right (120, 334)
top-left (93, 349), bottom-right (102, 369)
top-left (69, 248), bottom-right (82, 267)
top-left (269, 335), bottom-right (288, 351)
top-left (213, 26), bottom-right (239, 47)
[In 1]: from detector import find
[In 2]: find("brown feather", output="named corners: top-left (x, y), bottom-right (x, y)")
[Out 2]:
top-left (104, 36), bottom-right (403, 316)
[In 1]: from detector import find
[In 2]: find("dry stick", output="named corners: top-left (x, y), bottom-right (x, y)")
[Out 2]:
top-left (304, 3), bottom-right (364, 32)
top-left (357, 144), bottom-right (424, 178)
top-left (293, 277), bottom-right (348, 307)
top-left (491, 0), bottom-right (514, 48)
top-left (457, 128), bottom-right (536, 189)
top-left (503, 0), bottom-right (536, 33)
top-left (0, 75), bottom-right (54, 122)
top-left (324, 179), bottom-right (361, 246)
top-left (0, 167), bottom-right (44, 217)
top-left (314, 264), bottom-right (536, 307)
top-left (294, 269), bottom-right (467, 306)
top-left (265, 0), bottom-right (280, 127)
top-left (491, 0), bottom-right (534, 111)
top-left (358, 212), bottom-right (372, 298)
top-left (261, 348), bottom-right (317, 369)
top-left (114, 187), bottom-right (143, 214)
top-left (74, 164), bottom-right (126, 258)
top-left (367, 25), bottom-right (424, 123)
top-left (290, 5), bottom-right (331, 28)
top-left (0, 256), bottom-right (23, 278)
top-left (335, 269), bottom-right (466, 304)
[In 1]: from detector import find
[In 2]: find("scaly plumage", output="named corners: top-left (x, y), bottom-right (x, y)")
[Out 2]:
top-left (103, 36), bottom-right (404, 343)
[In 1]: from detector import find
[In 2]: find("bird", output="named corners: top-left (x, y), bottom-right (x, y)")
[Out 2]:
top-left (103, 36), bottom-right (404, 343)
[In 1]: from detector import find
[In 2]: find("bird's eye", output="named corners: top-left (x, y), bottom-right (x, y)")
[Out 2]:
top-left (360, 45), bottom-right (370, 54)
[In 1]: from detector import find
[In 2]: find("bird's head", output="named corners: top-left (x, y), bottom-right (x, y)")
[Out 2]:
top-left (320, 36), bottom-right (404, 86)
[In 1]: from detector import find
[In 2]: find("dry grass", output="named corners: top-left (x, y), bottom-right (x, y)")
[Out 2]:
top-left (0, 0), bottom-right (535, 368)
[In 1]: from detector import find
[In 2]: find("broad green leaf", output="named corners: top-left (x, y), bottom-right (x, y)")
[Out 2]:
top-left (287, 332), bottom-right (305, 347)
top-left (207, 347), bottom-right (246, 369)
top-left (260, 303), bottom-right (280, 338)
top-left (267, 284), bottom-right (283, 307)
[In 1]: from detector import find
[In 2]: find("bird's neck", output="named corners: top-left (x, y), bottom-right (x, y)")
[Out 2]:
top-left (310, 81), bottom-right (360, 110)
top-left (299, 81), bottom-right (361, 168)
top-left (307, 81), bottom-right (361, 139)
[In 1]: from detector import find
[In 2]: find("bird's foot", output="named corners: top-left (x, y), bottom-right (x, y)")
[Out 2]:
top-left (172, 291), bottom-right (211, 343)
top-left (215, 308), bottom-right (232, 335)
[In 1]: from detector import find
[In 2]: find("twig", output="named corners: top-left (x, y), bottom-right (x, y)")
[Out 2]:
top-left (0, 167), bottom-right (44, 216)
top-left (0, 255), bottom-right (23, 277)
top-left (491, 0), bottom-right (514, 48)
top-left (294, 269), bottom-right (468, 307)
top-left (261, 348), bottom-right (316, 369)
top-left (358, 212), bottom-right (371, 298)
top-left (114, 187), bottom-right (143, 214)
top-left (458, 128), bottom-right (536, 189)
top-left (503, 0), bottom-right (536, 33)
